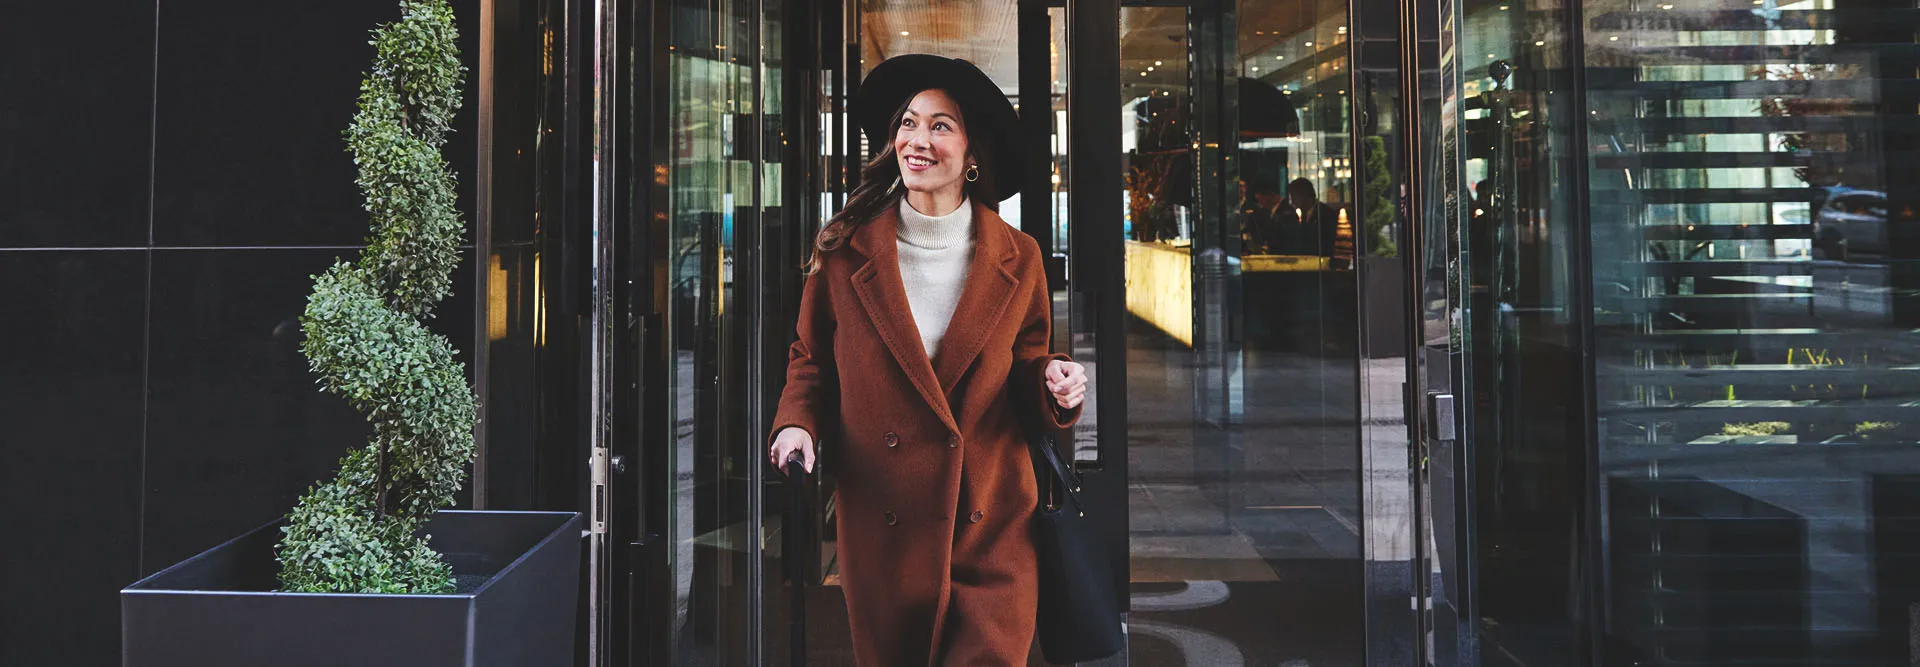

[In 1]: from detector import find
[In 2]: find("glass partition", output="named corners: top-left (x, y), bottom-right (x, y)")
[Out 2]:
top-left (1583, 0), bottom-right (1920, 662)
top-left (660, 0), bottom-right (781, 660)
top-left (1426, 0), bottom-right (1594, 659)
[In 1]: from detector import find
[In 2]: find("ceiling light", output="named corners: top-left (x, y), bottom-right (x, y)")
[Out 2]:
top-left (900, 31), bottom-right (910, 36)
top-left (1155, 60), bottom-right (1163, 66)
top-left (1305, 41), bottom-right (1315, 46)
top-left (1535, 40), bottom-right (1545, 46)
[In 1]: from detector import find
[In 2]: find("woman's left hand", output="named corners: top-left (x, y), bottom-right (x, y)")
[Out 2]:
top-left (1045, 360), bottom-right (1088, 409)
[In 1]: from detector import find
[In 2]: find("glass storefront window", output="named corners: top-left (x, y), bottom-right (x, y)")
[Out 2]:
top-left (1585, 0), bottom-right (1920, 662)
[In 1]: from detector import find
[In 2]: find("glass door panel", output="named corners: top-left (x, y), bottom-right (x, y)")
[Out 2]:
top-left (656, 0), bottom-right (783, 661)
top-left (1106, 1), bottom-right (1372, 663)
top-left (1421, 0), bottom-right (1593, 659)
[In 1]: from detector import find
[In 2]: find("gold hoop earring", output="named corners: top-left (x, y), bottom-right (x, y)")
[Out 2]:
top-left (966, 164), bottom-right (980, 182)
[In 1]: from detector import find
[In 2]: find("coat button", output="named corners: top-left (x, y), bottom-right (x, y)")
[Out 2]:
top-left (885, 511), bottom-right (898, 526)
top-left (968, 510), bottom-right (984, 523)
top-left (948, 434), bottom-right (960, 448)
top-left (884, 432), bottom-right (899, 448)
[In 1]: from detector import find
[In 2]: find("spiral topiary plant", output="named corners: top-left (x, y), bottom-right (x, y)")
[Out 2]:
top-left (274, 0), bottom-right (475, 594)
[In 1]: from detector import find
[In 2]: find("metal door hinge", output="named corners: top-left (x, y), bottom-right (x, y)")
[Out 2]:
top-left (589, 448), bottom-right (609, 535)
top-left (1427, 392), bottom-right (1457, 442)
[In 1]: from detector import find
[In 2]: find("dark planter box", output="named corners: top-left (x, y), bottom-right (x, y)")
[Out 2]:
top-left (123, 510), bottom-right (582, 667)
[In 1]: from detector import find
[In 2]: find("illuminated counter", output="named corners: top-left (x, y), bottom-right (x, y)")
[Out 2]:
top-left (1124, 240), bottom-right (1340, 347)
top-left (1243, 254), bottom-right (1331, 272)
top-left (1125, 240), bottom-right (1345, 349)
top-left (1125, 241), bottom-right (1195, 346)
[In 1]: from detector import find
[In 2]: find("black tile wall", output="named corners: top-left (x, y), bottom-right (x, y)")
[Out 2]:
top-left (0, 251), bottom-right (148, 667)
top-left (0, 2), bottom-right (157, 247)
top-left (141, 248), bottom-right (477, 569)
top-left (149, 0), bottom-right (481, 248)
top-left (1, 3), bottom-right (491, 664)
top-left (140, 249), bottom-right (355, 568)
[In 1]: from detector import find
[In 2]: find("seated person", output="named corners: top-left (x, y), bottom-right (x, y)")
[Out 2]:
top-left (1272, 178), bottom-right (1341, 259)
top-left (1239, 178), bottom-right (1291, 254)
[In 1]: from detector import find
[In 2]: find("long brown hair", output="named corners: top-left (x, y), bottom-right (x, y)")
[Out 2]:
top-left (806, 94), bottom-right (1002, 275)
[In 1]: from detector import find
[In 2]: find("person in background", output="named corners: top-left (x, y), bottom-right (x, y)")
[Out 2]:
top-left (1284, 177), bottom-right (1342, 259)
top-left (1239, 177), bottom-right (1290, 254)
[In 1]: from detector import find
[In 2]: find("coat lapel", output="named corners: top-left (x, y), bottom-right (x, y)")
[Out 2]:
top-left (930, 202), bottom-right (1019, 396)
top-left (848, 208), bottom-right (961, 433)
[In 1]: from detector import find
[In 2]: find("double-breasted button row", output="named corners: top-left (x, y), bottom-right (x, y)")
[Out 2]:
top-left (883, 511), bottom-right (977, 525)
top-left (882, 432), bottom-right (960, 448)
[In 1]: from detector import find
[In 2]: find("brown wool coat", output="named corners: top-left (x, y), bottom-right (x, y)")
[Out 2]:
top-left (771, 201), bottom-right (1080, 666)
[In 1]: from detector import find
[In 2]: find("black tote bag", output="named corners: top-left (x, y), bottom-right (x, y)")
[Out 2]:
top-left (1029, 433), bottom-right (1125, 663)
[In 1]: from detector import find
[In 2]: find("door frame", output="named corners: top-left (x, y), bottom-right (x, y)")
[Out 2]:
top-left (589, 0), bottom-right (1456, 662)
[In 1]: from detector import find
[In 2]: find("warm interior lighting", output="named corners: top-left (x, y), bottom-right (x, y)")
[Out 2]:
top-left (488, 254), bottom-right (509, 341)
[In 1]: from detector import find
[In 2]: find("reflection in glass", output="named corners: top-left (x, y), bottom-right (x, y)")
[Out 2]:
top-left (664, 0), bottom-right (770, 660)
top-left (1585, 0), bottom-right (1920, 662)
top-left (1429, 0), bottom-right (1594, 658)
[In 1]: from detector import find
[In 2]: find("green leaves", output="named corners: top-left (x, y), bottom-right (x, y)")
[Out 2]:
top-left (275, 0), bottom-right (474, 596)
top-left (1361, 136), bottom-right (1398, 258)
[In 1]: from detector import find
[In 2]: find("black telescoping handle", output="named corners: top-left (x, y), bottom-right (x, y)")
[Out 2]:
top-left (782, 454), bottom-right (810, 666)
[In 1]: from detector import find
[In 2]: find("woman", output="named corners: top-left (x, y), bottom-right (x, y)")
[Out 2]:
top-left (766, 54), bottom-right (1089, 666)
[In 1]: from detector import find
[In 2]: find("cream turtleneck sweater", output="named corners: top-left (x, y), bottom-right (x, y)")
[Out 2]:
top-left (896, 198), bottom-right (975, 358)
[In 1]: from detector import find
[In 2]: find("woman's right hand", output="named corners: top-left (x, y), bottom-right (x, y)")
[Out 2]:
top-left (769, 427), bottom-right (816, 474)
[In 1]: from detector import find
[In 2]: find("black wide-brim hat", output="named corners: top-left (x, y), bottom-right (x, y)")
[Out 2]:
top-left (853, 54), bottom-right (1023, 202)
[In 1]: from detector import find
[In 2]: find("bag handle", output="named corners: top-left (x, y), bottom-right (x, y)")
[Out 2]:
top-left (1028, 433), bottom-right (1084, 511)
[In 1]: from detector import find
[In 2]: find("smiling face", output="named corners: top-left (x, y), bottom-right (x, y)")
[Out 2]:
top-left (892, 89), bottom-right (972, 203)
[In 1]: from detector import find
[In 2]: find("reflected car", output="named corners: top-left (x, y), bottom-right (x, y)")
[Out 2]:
top-left (1811, 187), bottom-right (1886, 261)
